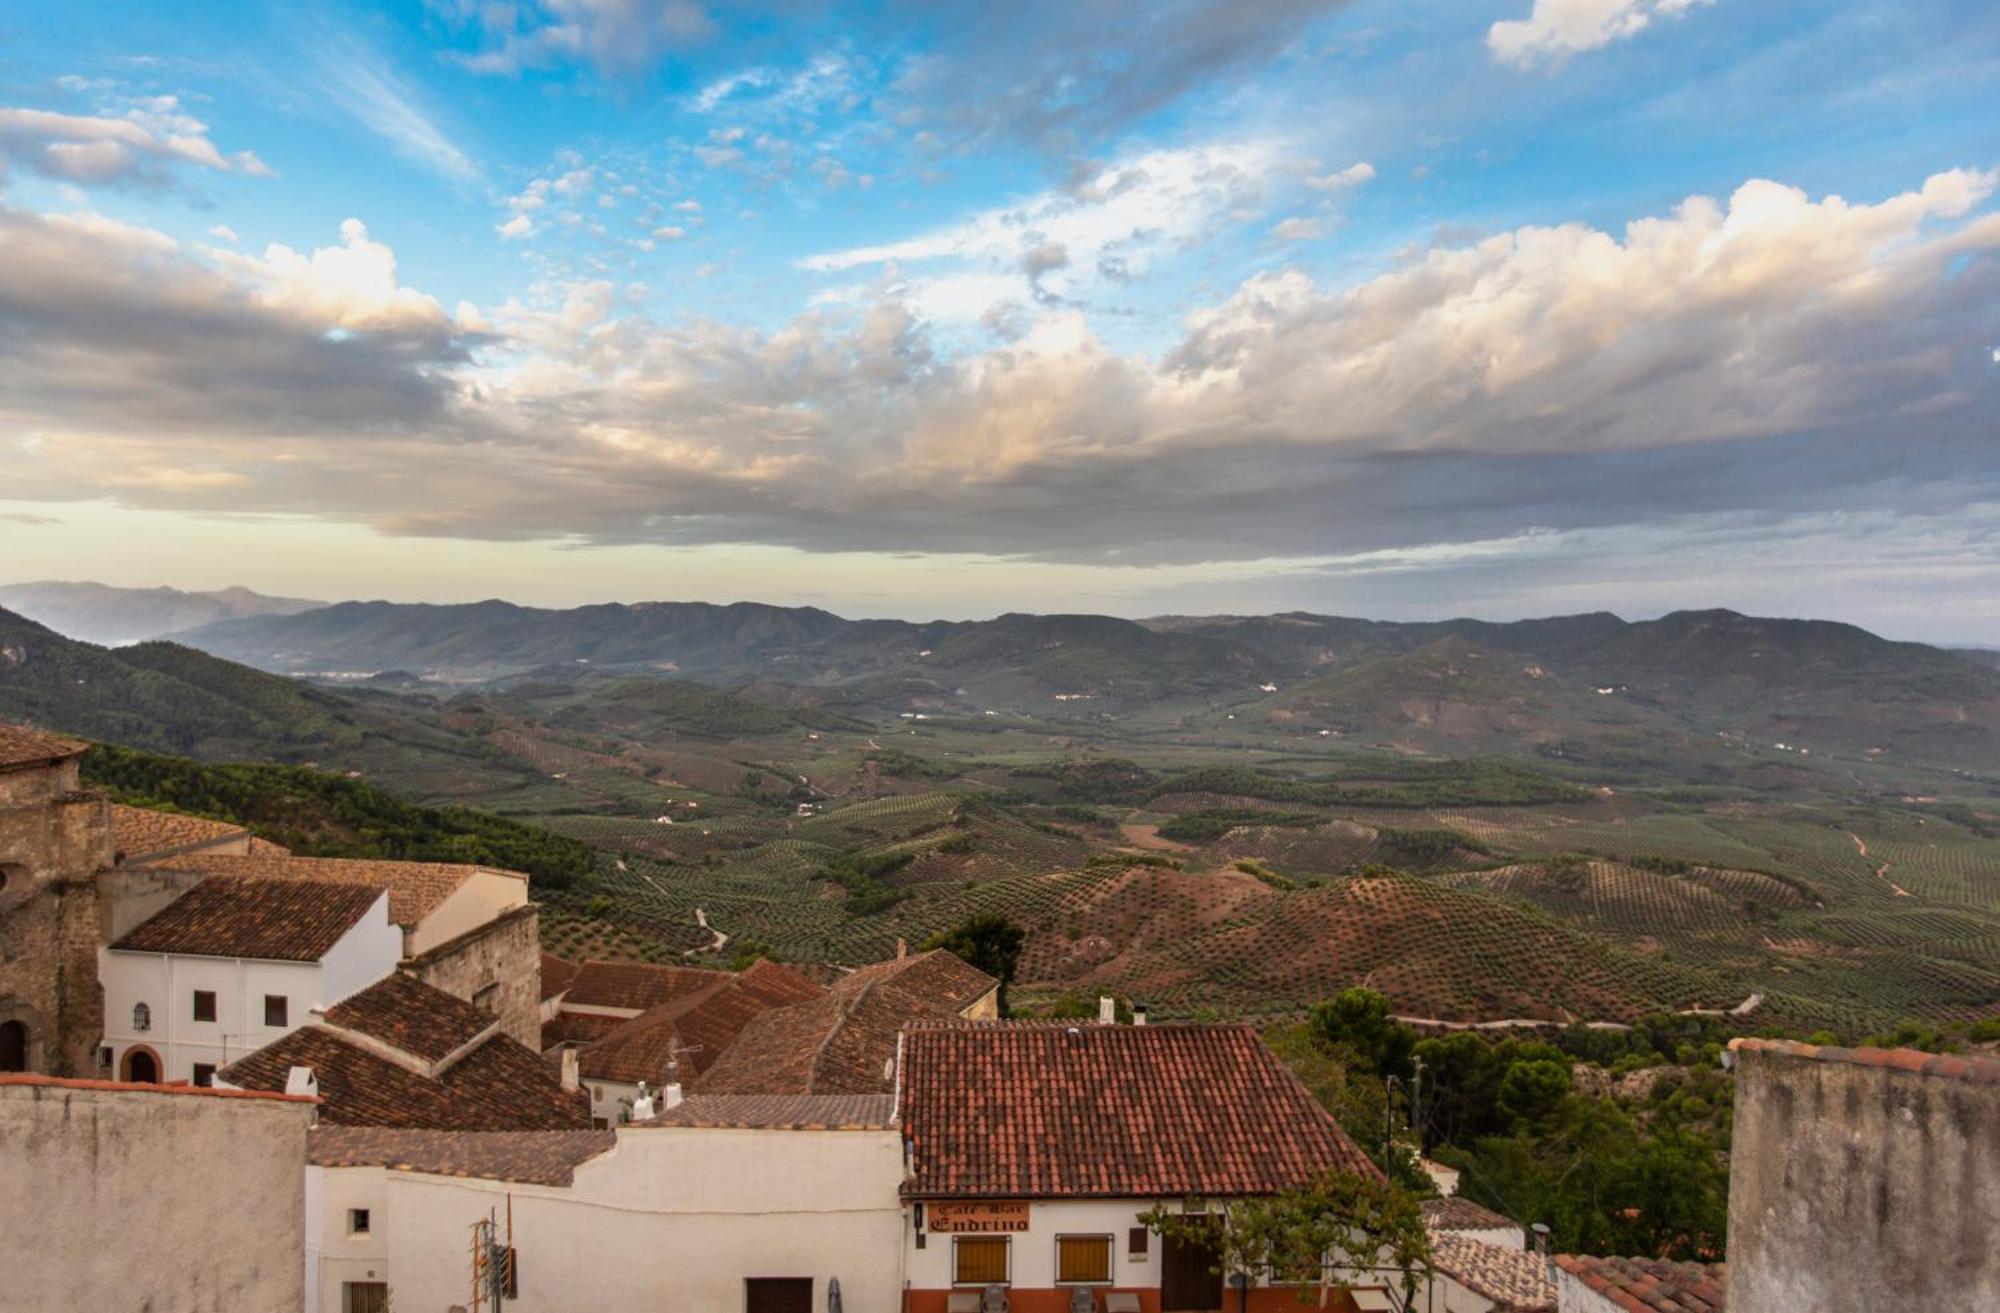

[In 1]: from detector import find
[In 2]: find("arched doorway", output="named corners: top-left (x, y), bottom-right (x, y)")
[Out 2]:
top-left (120, 1046), bottom-right (161, 1083)
top-left (0, 1020), bottom-right (26, 1072)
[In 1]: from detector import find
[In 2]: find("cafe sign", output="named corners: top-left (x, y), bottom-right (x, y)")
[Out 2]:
top-left (928, 1201), bottom-right (1030, 1233)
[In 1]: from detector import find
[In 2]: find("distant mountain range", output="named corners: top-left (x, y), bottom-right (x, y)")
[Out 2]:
top-left (7, 590), bottom-right (2000, 780)
top-left (0, 581), bottom-right (322, 646)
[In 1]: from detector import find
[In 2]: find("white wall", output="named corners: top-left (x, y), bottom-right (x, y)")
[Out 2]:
top-left (308, 1167), bottom-right (391, 1313)
top-left (320, 1123), bottom-right (905, 1313)
top-left (411, 869), bottom-right (527, 955)
top-left (99, 891), bottom-right (398, 1083)
top-left (906, 1199), bottom-right (1160, 1291)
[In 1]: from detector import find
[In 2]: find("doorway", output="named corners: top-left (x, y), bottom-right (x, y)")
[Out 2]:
top-left (0, 1019), bottom-right (26, 1072)
top-left (1161, 1231), bottom-right (1223, 1312)
top-left (120, 1047), bottom-right (161, 1083)
top-left (745, 1277), bottom-right (813, 1313)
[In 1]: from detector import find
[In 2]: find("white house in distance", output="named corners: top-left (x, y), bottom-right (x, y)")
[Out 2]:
top-left (98, 875), bottom-right (399, 1085)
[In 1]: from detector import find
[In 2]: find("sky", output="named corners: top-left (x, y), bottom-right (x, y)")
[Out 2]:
top-left (0, 1), bottom-right (1996, 639)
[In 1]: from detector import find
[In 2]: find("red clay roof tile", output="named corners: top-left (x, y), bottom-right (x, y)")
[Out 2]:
top-left (900, 1021), bottom-right (1380, 1199)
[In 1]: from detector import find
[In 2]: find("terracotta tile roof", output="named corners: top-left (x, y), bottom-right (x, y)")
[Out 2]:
top-left (834, 950), bottom-right (999, 1013)
top-left (562, 960), bottom-right (728, 1012)
top-left (1729, 1036), bottom-right (2000, 1084)
top-left (899, 1021), bottom-right (1380, 1199)
top-left (110, 803), bottom-right (247, 862)
top-left (0, 722), bottom-right (87, 769)
top-left (324, 974), bottom-right (495, 1064)
top-left (0, 1073), bottom-right (315, 1104)
top-left (110, 876), bottom-right (384, 962)
top-left (1424, 1196), bottom-right (1523, 1235)
top-left (1556, 1255), bottom-right (1727, 1312)
top-left (541, 953), bottom-right (580, 1001)
top-left (542, 1011), bottom-right (629, 1049)
top-left (1430, 1235), bottom-right (1556, 1312)
top-left (221, 1027), bottom-right (591, 1130)
top-left (640, 1093), bottom-right (898, 1130)
top-left (694, 951), bottom-right (999, 1097)
top-left (308, 1127), bottom-right (615, 1185)
top-left (578, 960), bottom-right (824, 1086)
top-left (152, 852), bottom-right (517, 929)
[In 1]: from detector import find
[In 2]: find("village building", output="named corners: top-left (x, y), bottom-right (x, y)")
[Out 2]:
top-left (694, 948), bottom-right (1000, 1096)
top-left (541, 958), bottom-right (732, 1048)
top-left (540, 951), bottom-right (580, 1022)
top-left (109, 801), bottom-right (255, 866)
top-left (1422, 1198), bottom-right (1526, 1251)
top-left (1427, 1233), bottom-right (1557, 1313)
top-left (898, 1019), bottom-right (1384, 1313)
top-left (2, 1072), bottom-right (317, 1311)
top-left (149, 851), bottom-right (544, 1047)
top-left (218, 971), bottom-right (591, 1131)
top-left (572, 957), bottom-right (825, 1124)
top-left (1554, 1255), bottom-right (1724, 1313)
top-left (301, 1093), bottom-right (904, 1313)
top-left (0, 725), bottom-right (110, 1076)
top-left (97, 874), bottom-right (400, 1084)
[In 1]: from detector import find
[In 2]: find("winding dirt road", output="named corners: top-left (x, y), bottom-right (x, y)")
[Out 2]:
top-left (1847, 831), bottom-right (1912, 897)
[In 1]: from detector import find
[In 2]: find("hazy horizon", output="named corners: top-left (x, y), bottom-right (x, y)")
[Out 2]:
top-left (3, 2), bottom-right (1997, 640)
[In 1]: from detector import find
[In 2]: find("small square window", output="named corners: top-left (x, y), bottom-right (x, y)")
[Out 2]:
top-left (349, 1208), bottom-right (371, 1236)
top-left (192, 1063), bottom-right (216, 1088)
top-left (1128, 1227), bottom-right (1149, 1257)
top-left (953, 1236), bottom-right (1010, 1286)
top-left (192, 991), bottom-right (217, 1023)
top-left (264, 995), bottom-right (288, 1027)
top-left (1057, 1235), bottom-right (1113, 1285)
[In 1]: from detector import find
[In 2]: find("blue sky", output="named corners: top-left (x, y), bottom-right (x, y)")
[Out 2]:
top-left (1, 1), bottom-right (1997, 637)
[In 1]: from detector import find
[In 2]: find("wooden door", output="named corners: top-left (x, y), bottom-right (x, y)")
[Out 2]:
top-left (745, 1277), bottom-right (813, 1313)
top-left (1161, 1233), bottom-right (1222, 1312)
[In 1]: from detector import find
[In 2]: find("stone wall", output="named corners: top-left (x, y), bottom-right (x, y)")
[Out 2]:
top-left (0, 1076), bottom-right (314, 1311)
top-left (1727, 1039), bottom-right (2000, 1312)
top-left (402, 902), bottom-right (542, 1048)
top-left (0, 757), bottom-right (113, 1075)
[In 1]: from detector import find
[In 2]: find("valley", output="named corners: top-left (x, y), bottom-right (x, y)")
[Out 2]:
top-left (3, 595), bottom-right (1997, 1038)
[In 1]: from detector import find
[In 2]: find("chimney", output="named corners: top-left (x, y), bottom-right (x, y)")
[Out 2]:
top-left (896, 937), bottom-right (908, 959)
top-left (1097, 995), bottom-right (1116, 1025)
top-left (663, 1081), bottom-right (684, 1110)
top-left (284, 1065), bottom-right (318, 1099)
top-left (1132, 1003), bottom-right (1148, 1027)
top-left (630, 1081), bottom-right (657, 1123)
top-left (560, 1047), bottom-right (580, 1093)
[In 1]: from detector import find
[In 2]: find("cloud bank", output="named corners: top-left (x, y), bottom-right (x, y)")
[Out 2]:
top-left (1, 168), bottom-right (1994, 570)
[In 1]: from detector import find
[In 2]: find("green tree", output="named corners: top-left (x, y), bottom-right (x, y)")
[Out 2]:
top-left (1137, 1171), bottom-right (1432, 1313)
top-left (923, 914), bottom-right (1025, 1012)
top-left (1496, 1059), bottom-right (1573, 1128)
top-left (1310, 988), bottom-right (1416, 1078)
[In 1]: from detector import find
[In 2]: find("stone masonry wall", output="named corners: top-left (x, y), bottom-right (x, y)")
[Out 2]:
top-left (403, 902), bottom-right (542, 1049)
top-left (0, 758), bottom-right (113, 1076)
top-left (1728, 1040), bottom-right (2000, 1312)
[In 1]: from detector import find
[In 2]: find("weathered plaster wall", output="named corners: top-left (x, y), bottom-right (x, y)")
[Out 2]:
top-left (0, 758), bottom-right (112, 1075)
top-left (0, 1078), bottom-right (314, 1312)
top-left (403, 902), bottom-right (542, 1048)
top-left (1728, 1043), bottom-right (2000, 1312)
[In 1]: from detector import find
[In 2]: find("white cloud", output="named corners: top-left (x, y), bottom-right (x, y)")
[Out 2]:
top-left (651, 225), bottom-right (686, 240)
top-left (207, 224), bottom-right (240, 242)
top-left (497, 213), bottom-right (535, 239)
top-left (206, 217), bottom-right (455, 337)
top-left (1489, 0), bottom-right (1716, 69)
top-left (453, 0), bottom-right (715, 76)
top-left (309, 27), bottom-right (478, 181)
top-left (0, 101), bottom-right (273, 186)
top-left (1304, 161), bottom-right (1374, 192)
top-left (800, 140), bottom-right (1279, 318)
top-left (1272, 216), bottom-right (1323, 241)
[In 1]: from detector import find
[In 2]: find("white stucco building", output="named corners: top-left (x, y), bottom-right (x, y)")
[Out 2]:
top-left (303, 1093), bottom-right (905, 1313)
top-left (98, 875), bottom-right (399, 1084)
